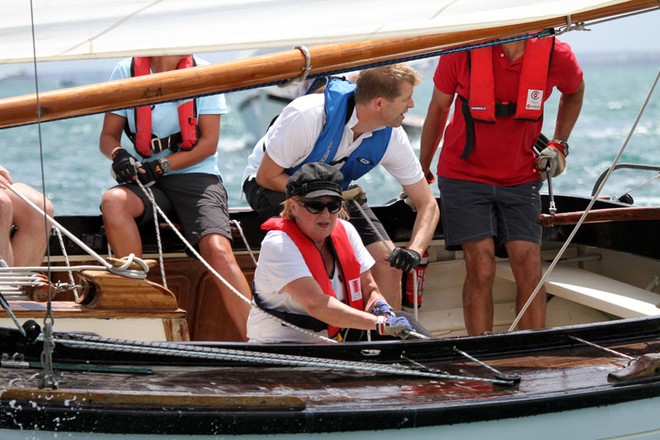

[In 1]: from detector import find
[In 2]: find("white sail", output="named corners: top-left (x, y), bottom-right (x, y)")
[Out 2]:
top-left (2, 0), bottom-right (657, 64)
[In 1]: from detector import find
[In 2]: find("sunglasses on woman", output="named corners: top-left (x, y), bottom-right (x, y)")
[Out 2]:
top-left (299, 199), bottom-right (343, 214)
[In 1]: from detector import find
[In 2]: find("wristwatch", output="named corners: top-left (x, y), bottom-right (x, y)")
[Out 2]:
top-left (158, 158), bottom-right (173, 174)
top-left (550, 139), bottom-right (569, 156)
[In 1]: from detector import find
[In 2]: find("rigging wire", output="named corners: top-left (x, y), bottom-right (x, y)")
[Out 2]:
top-left (28, 0), bottom-right (57, 389)
top-left (509, 68), bottom-right (660, 332)
top-left (615, 172), bottom-right (659, 200)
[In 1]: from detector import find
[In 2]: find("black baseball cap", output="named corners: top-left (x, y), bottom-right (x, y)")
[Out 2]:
top-left (286, 163), bottom-right (343, 199)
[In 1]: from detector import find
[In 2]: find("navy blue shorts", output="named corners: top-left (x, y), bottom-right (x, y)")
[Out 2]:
top-left (116, 173), bottom-right (232, 245)
top-left (438, 177), bottom-right (542, 250)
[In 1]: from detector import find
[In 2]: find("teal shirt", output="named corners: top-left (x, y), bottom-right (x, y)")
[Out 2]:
top-left (110, 56), bottom-right (227, 176)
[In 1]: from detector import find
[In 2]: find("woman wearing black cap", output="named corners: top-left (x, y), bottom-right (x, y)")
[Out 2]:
top-left (247, 162), bottom-right (421, 343)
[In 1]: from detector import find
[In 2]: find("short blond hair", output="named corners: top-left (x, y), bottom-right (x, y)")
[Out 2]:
top-left (354, 64), bottom-right (421, 104)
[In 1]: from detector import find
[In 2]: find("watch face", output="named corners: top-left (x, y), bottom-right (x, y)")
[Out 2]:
top-left (160, 159), bottom-right (172, 173)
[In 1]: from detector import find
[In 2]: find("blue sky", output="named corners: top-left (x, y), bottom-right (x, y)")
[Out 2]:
top-left (559, 11), bottom-right (659, 55)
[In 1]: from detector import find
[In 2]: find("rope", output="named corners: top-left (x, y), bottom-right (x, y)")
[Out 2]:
top-left (53, 227), bottom-right (79, 300)
top-left (231, 219), bottom-right (259, 267)
top-left (508, 68), bottom-right (660, 332)
top-left (133, 180), bottom-right (336, 343)
top-left (6, 186), bottom-right (115, 272)
top-left (350, 199), bottom-right (394, 253)
top-left (52, 333), bottom-right (514, 385)
top-left (134, 180), bottom-right (249, 306)
top-left (145, 185), bottom-right (168, 289)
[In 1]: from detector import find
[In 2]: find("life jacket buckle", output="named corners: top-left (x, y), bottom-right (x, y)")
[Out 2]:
top-left (151, 136), bottom-right (168, 153)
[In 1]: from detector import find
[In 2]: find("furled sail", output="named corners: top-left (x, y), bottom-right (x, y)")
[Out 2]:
top-left (2, 0), bottom-right (657, 64)
top-left (0, 0), bottom-right (656, 129)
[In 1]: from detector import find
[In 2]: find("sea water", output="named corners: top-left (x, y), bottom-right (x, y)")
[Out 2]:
top-left (0, 53), bottom-right (658, 216)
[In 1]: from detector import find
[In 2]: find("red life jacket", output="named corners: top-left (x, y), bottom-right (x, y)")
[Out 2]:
top-left (262, 217), bottom-right (364, 337)
top-left (468, 37), bottom-right (554, 122)
top-left (459, 37), bottom-right (554, 159)
top-left (130, 56), bottom-right (198, 158)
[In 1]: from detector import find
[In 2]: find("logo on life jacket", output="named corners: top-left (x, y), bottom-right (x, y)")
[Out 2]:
top-left (348, 278), bottom-right (362, 302)
top-left (525, 89), bottom-right (544, 111)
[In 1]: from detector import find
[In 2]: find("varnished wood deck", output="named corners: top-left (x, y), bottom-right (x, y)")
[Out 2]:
top-left (1, 315), bottom-right (659, 435)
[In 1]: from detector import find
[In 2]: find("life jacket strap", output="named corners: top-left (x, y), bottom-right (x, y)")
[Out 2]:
top-left (124, 131), bottom-right (185, 154)
top-left (459, 97), bottom-right (519, 159)
top-left (252, 290), bottom-right (328, 332)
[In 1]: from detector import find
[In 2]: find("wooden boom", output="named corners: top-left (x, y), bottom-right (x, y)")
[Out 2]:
top-left (539, 206), bottom-right (660, 227)
top-left (0, 0), bottom-right (657, 129)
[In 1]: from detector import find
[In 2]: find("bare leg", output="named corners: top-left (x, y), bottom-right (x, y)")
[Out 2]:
top-left (0, 190), bottom-right (14, 265)
top-left (7, 183), bottom-right (54, 267)
top-left (505, 240), bottom-right (546, 330)
top-left (198, 234), bottom-right (252, 342)
top-left (366, 240), bottom-right (402, 310)
top-left (461, 237), bottom-right (496, 335)
top-left (100, 187), bottom-right (145, 258)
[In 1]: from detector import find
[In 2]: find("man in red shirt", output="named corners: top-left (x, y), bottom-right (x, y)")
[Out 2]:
top-left (419, 36), bottom-right (585, 335)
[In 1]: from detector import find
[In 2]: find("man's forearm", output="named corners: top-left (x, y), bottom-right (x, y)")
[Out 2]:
top-left (408, 201), bottom-right (440, 254)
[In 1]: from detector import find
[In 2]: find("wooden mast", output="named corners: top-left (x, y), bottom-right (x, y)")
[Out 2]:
top-left (0, 0), bottom-right (656, 129)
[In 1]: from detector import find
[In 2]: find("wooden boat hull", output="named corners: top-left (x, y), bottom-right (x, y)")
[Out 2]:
top-left (0, 316), bottom-right (659, 436)
top-left (2, 194), bottom-right (659, 342)
top-left (1, 196), bottom-right (658, 437)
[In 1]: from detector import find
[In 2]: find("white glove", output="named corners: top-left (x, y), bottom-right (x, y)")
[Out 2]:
top-left (342, 184), bottom-right (366, 203)
top-left (535, 142), bottom-right (567, 179)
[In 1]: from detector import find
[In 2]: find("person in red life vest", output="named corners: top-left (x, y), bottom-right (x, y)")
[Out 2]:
top-left (99, 55), bottom-right (252, 341)
top-left (247, 162), bottom-right (431, 343)
top-left (0, 164), bottom-right (54, 268)
top-left (242, 64), bottom-right (439, 312)
top-left (419, 36), bottom-right (585, 335)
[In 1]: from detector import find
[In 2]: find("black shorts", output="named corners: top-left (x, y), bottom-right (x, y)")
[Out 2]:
top-left (243, 178), bottom-right (286, 221)
top-left (244, 178), bottom-right (390, 247)
top-left (438, 177), bottom-right (542, 250)
top-left (117, 173), bottom-right (232, 245)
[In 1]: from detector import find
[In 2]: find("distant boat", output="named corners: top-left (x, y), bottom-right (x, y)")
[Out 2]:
top-left (0, 67), bottom-right (27, 81)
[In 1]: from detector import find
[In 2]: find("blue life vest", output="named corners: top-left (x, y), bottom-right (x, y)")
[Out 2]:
top-left (286, 78), bottom-right (392, 190)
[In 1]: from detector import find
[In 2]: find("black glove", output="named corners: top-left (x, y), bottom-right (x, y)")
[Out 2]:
top-left (388, 248), bottom-right (421, 272)
top-left (375, 315), bottom-right (413, 339)
top-left (138, 160), bottom-right (165, 187)
top-left (370, 299), bottom-right (395, 317)
top-left (111, 149), bottom-right (139, 184)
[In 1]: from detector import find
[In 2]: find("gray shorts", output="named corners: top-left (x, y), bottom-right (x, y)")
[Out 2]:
top-left (115, 173), bottom-right (232, 245)
top-left (438, 177), bottom-right (542, 250)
